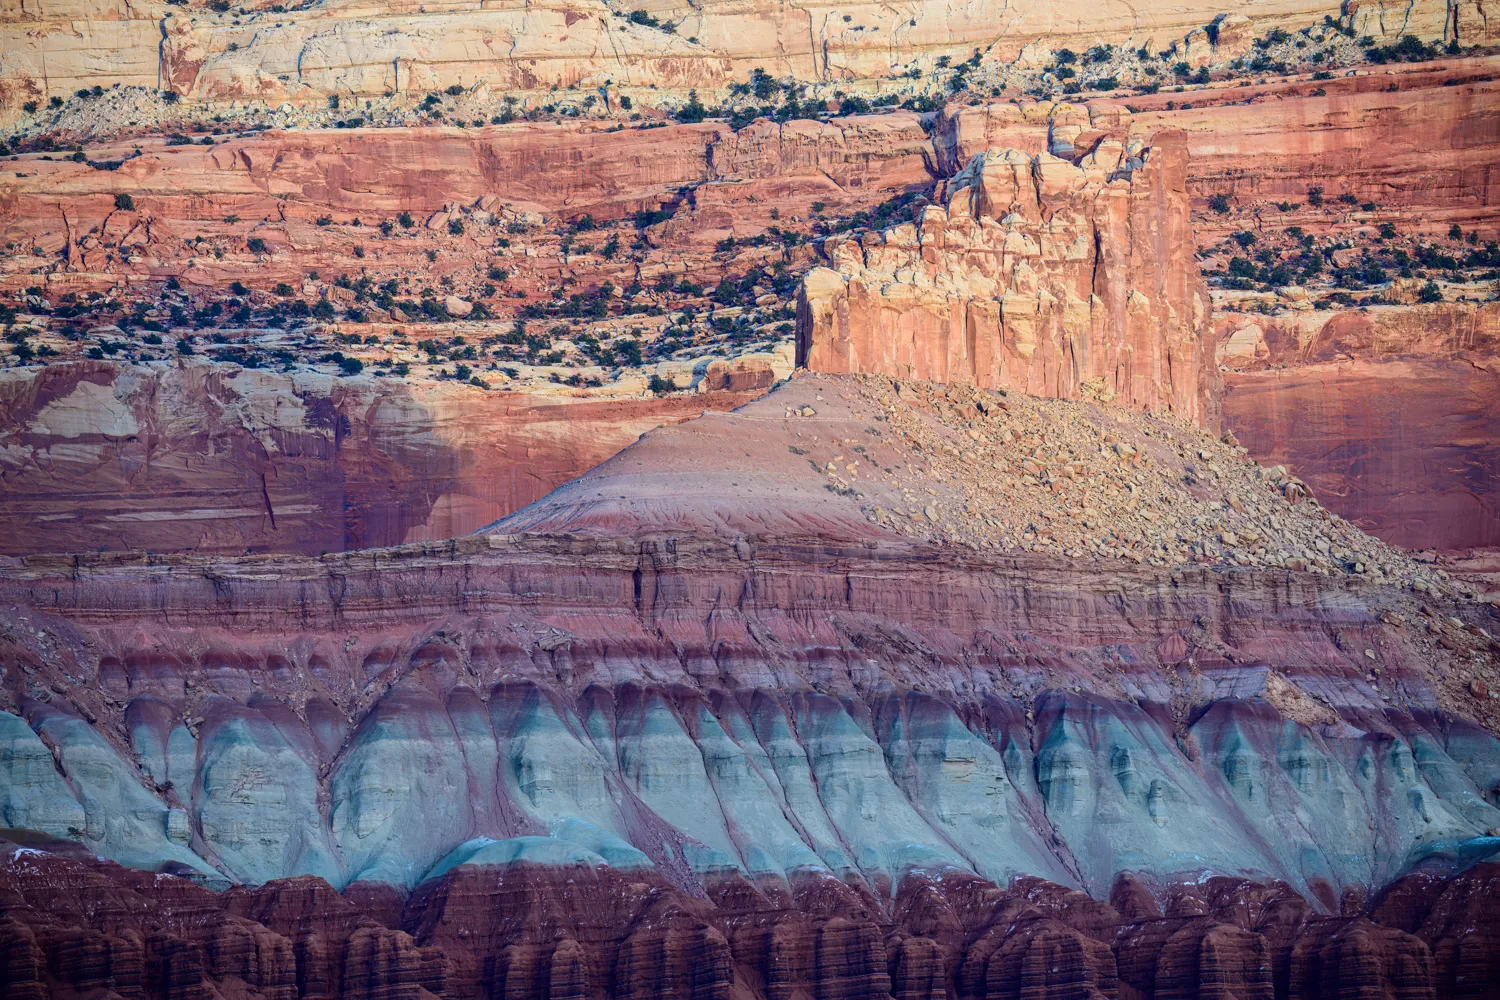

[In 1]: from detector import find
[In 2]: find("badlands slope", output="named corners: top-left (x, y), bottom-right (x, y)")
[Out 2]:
top-left (1, 373), bottom-right (1499, 998)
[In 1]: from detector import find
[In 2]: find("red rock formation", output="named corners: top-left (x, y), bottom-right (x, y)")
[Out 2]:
top-left (797, 136), bottom-right (1216, 426)
top-left (9, 64), bottom-right (1494, 291)
top-left (1287, 918), bottom-right (1436, 1000)
top-left (0, 361), bottom-right (764, 556)
top-left (1114, 916), bottom-right (1274, 1000)
top-left (1214, 302), bottom-right (1500, 372)
top-left (4, 123), bottom-right (720, 230)
top-left (1139, 63), bottom-right (1500, 572)
top-left (0, 845), bottom-right (473, 1000)
top-left (1218, 302), bottom-right (1500, 552)
top-left (1163, 66), bottom-right (1500, 232)
top-left (7, 67), bottom-right (1496, 566)
top-left (22, 841), bottom-right (1485, 1000)
top-left (2, 57), bottom-right (1500, 993)
top-left (0, 114), bottom-right (933, 285)
top-left (1372, 863), bottom-right (1500, 997)
top-left (0, 917), bottom-right (48, 1000)
top-left (921, 61), bottom-right (1500, 237)
top-left (963, 910), bottom-right (1120, 1000)
top-left (7, 68), bottom-right (1498, 569)
top-left (1223, 358), bottom-right (1500, 553)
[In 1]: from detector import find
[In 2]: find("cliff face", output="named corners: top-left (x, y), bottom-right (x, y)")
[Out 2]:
top-left (4, 121), bottom-right (724, 227)
top-left (2, 0), bottom-right (1485, 112)
top-left (2, 5), bottom-right (1499, 992)
top-left (0, 361), bottom-right (765, 556)
top-left (0, 114), bottom-right (934, 303)
top-left (8, 63), bottom-right (1493, 259)
top-left (931, 62), bottom-right (1500, 231)
top-left (19, 533), bottom-right (1493, 899)
top-left (1217, 302), bottom-right (1500, 554)
top-left (5, 65), bottom-right (1492, 290)
top-left (1129, 63), bottom-right (1500, 231)
top-left (796, 138), bottom-right (1215, 426)
top-left (1, 375), bottom-right (1497, 999)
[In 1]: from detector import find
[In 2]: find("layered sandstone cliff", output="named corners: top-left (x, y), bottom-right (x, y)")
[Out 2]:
top-left (2, 0), bottom-right (1486, 114)
top-left (1130, 63), bottom-right (1500, 233)
top-left (25, 110), bottom-right (865, 285)
top-left (5, 65), bottom-right (1494, 294)
top-left (933, 61), bottom-right (1500, 232)
top-left (4, 65), bottom-right (1499, 566)
top-left (796, 139), bottom-right (1215, 425)
top-left (0, 360), bottom-right (766, 555)
top-left (1217, 301), bottom-right (1500, 555)
top-left (0, 3), bottom-right (1497, 991)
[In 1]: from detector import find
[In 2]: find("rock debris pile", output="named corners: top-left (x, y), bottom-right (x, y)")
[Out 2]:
top-left (803, 374), bottom-right (1452, 594)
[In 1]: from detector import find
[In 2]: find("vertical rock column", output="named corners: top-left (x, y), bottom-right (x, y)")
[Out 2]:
top-left (797, 136), bottom-right (1216, 427)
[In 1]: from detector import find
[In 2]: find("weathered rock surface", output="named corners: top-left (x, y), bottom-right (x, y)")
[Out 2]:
top-left (1372, 860), bottom-right (1500, 995)
top-left (4, 69), bottom-right (1499, 572)
top-left (9, 837), bottom-right (1496, 1000)
top-left (2, 383), bottom-right (1499, 1000)
top-left (797, 138), bottom-right (1214, 425)
top-left (0, 113), bottom-right (932, 304)
top-left (1142, 62), bottom-right (1500, 232)
top-left (5, 65), bottom-right (1493, 318)
top-left (5, 121), bottom-right (722, 231)
top-left (1218, 302), bottom-right (1500, 553)
top-left (3, 0), bottom-right (1485, 113)
top-left (0, 360), bottom-right (764, 555)
top-left (0, 0), bottom-right (1497, 986)
top-left (1215, 302), bottom-right (1500, 372)
top-left (932, 62), bottom-right (1500, 234)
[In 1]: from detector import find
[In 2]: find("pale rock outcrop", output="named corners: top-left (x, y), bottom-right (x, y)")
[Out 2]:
top-left (26, 380), bottom-right (138, 440)
top-left (0, 712), bottom-right (86, 837)
top-left (1182, 13), bottom-right (1256, 68)
top-left (194, 700), bottom-right (342, 887)
top-left (2, 0), bottom-right (1488, 113)
top-left (1343, 0), bottom-right (1464, 43)
top-left (19, 706), bottom-right (218, 879)
top-left (1217, 322), bottom-right (1269, 365)
top-left (797, 138), bottom-right (1215, 425)
top-left (698, 352), bottom-right (782, 393)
